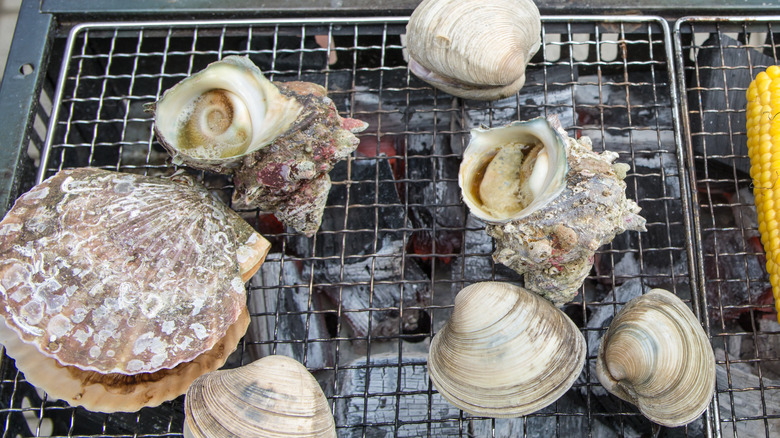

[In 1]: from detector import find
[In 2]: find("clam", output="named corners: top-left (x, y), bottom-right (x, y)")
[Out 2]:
top-left (458, 116), bottom-right (646, 305)
top-left (0, 168), bottom-right (271, 412)
top-left (427, 281), bottom-right (586, 417)
top-left (405, 0), bottom-right (541, 100)
top-left (151, 55), bottom-right (368, 237)
top-left (595, 288), bottom-right (716, 427)
top-left (184, 355), bottom-right (336, 438)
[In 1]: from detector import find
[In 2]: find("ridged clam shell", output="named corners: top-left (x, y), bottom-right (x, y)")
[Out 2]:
top-left (595, 289), bottom-right (716, 427)
top-left (406, 0), bottom-right (541, 100)
top-left (428, 281), bottom-right (586, 417)
top-left (184, 355), bottom-right (336, 438)
top-left (0, 168), bottom-right (269, 375)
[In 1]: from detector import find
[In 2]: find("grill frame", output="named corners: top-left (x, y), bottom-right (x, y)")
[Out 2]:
top-left (4, 12), bottom-right (775, 438)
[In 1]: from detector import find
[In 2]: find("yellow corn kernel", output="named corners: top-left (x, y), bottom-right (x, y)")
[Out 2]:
top-left (747, 65), bottom-right (780, 324)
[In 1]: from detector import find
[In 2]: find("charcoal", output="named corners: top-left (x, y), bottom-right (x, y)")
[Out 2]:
top-left (703, 227), bottom-right (770, 327)
top-left (334, 353), bottom-right (462, 437)
top-left (246, 253), bottom-right (333, 370)
top-left (450, 214), bottom-right (519, 293)
top-left (292, 158), bottom-right (430, 338)
top-left (461, 65), bottom-right (579, 130)
top-left (689, 33), bottom-right (775, 175)
top-left (715, 349), bottom-right (780, 436)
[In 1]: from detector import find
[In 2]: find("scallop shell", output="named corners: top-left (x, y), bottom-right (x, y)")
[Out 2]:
top-left (0, 168), bottom-right (270, 411)
top-left (595, 288), bottom-right (716, 427)
top-left (151, 56), bottom-right (369, 237)
top-left (428, 281), bottom-right (586, 417)
top-left (184, 355), bottom-right (336, 438)
top-left (406, 0), bottom-right (541, 100)
top-left (458, 116), bottom-right (647, 305)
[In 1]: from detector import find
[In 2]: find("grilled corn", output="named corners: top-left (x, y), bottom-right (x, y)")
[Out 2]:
top-left (747, 64), bottom-right (780, 319)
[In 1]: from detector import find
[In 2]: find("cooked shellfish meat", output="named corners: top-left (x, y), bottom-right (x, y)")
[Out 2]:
top-left (459, 116), bottom-right (646, 305)
top-left (151, 56), bottom-right (368, 237)
top-left (0, 168), bottom-right (270, 412)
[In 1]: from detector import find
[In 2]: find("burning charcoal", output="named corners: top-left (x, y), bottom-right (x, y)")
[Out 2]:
top-left (704, 228), bottom-right (771, 327)
top-left (246, 253), bottom-right (333, 370)
top-left (334, 353), bottom-right (462, 437)
top-left (292, 158), bottom-right (430, 338)
top-left (450, 214), bottom-right (518, 295)
top-left (689, 33), bottom-right (775, 175)
top-left (715, 349), bottom-right (780, 436)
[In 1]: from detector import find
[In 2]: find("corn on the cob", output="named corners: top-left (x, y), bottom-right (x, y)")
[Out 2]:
top-left (747, 64), bottom-right (780, 321)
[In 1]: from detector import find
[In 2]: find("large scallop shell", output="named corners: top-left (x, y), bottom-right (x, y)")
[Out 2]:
top-left (151, 56), bottom-right (369, 237)
top-left (406, 0), bottom-right (541, 100)
top-left (184, 355), bottom-right (336, 438)
top-left (458, 116), bottom-right (647, 305)
top-left (0, 168), bottom-right (270, 411)
top-left (428, 281), bottom-right (586, 417)
top-left (595, 288), bottom-right (716, 427)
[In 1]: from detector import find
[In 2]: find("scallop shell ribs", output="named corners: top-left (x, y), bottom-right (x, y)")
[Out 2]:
top-left (0, 168), bottom-right (271, 412)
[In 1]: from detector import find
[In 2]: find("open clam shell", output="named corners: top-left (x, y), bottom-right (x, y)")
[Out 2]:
top-left (458, 116), bottom-right (646, 305)
top-left (151, 55), bottom-right (368, 237)
top-left (428, 281), bottom-right (586, 418)
top-left (595, 289), bottom-right (716, 427)
top-left (184, 355), bottom-right (336, 438)
top-left (406, 0), bottom-right (541, 100)
top-left (0, 168), bottom-right (270, 411)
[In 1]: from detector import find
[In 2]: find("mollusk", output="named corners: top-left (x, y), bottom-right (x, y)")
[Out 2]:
top-left (596, 289), bottom-right (716, 427)
top-left (405, 0), bottom-right (541, 100)
top-left (0, 168), bottom-right (270, 412)
top-left (184, 355), bottom-right (336, 438)
top-left (458, 116), bottom-right (646, 305)
top-left (427, 281), bottom-right (586, 417)
top-left (151, 56), bottom-right (368, 237)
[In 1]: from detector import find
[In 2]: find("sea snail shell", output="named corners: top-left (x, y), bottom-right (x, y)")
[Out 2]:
top-left (406, 0), bottom-right (542, 100)
top-left (428, 281), bottom-right (586, 417)
top-left (596, 289), bottom-right (716, 427)
top-left (184, 355), bottom-right (336, 438)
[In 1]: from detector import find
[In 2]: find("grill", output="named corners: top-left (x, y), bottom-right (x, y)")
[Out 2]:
top-left (0, 11), bottom-right (775, 438)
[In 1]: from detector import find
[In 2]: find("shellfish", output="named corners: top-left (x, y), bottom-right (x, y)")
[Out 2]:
top-left (458, 116), bottom-right (646, 305)
top-left (405, 0), bottom-right (541, 100)
top-left (427, 281), bottom-right (586, 417)
top-left (595, 288), bottom-right (716, 427)
top-left (184, 355), bottom-right (336, 438)
top-left (0, 168), bottom-right (270, 412)
top-left (151, 55), bottom-right (368, 237)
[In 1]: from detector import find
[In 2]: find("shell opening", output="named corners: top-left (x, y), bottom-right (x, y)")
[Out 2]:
top-left (178, 90), bottom-right (253, 159)
top-left (459, 117), bottom-right (568, 223)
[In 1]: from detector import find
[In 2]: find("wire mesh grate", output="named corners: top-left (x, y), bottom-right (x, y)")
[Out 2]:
top-left (1, 16), bottom-right (698, 437)
top-left (674, 16), bottom-right (780, 438)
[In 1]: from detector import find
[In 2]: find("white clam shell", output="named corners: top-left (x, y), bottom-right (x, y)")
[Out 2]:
top-left (595, 289), bottom-right (716, 427)
top-left (458, 117), bottom-right (568, 223)
top-left (184, 355), bottom-right (336, 438)
top-left (153, 55), bottom-right (302, 168)
top-left (427, 281), bottom-right (586, 417)
top-left (406, 0), bottom-right (541, 100)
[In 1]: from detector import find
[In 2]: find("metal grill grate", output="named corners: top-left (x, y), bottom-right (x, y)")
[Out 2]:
top-left (1, 16), bottom-right (702, 437)
top-left (675, 17), bottom-right (780, 438)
